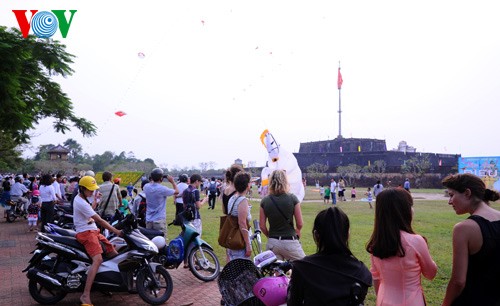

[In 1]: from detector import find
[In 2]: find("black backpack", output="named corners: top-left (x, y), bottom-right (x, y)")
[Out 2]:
top-left (181, 188), bottom-right (197, 222)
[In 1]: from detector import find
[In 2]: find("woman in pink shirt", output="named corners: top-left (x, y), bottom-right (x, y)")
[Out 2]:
top-left (366, 188), bottom-right (437, 306)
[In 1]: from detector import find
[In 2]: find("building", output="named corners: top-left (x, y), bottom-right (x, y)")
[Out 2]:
top-left (48, 145), bottom-right (70, 161)
top-left (293, 137), bottom-right (459, 174)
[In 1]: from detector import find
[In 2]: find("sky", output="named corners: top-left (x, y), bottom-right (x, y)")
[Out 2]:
top-left (2, 1), bottom-right (500, 170)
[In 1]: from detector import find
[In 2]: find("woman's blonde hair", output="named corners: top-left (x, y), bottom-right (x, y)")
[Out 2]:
top-left (268, 169), bottom-right (289, 195)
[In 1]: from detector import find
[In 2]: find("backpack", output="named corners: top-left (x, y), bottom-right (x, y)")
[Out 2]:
top-left (137, 194), bottom-right (147, 227)
top-left (180, 188), bottom-right (197, 222)
top-left (208, 181), bottom-right (217, 195)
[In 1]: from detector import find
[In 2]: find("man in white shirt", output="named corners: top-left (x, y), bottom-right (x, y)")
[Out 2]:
top-left (330, 178), bottom-right (337, 205)
top-left (174, 174), bottom-right (189, 223)
top-left (74, 176), bottom-right (121, 306)
top-left (51, 174), bottom-right (63, 202)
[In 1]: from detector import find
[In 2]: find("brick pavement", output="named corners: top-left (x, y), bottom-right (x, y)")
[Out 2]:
top-left (0, 207), bottom-right (222, 306)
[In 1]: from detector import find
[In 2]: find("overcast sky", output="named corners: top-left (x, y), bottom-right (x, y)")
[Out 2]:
top-left (3, 1), bottom-right (500, 170)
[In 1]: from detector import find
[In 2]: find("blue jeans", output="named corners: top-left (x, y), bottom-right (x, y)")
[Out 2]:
top-left (331, 192), bottom-right (337, 204)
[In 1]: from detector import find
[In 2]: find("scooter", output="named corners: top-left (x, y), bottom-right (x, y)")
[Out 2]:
top-left (154, 221), bottom-right (221, 282)
top-left (6, 197), bottom-right (28, 223)
top-left (24, 214), bottom-right (173, 305)
top-left (45, 217), bottom-right (221, 282)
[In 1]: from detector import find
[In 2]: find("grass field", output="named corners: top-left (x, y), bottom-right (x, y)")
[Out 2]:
top-left (163, 187), bottom-right (500, 305)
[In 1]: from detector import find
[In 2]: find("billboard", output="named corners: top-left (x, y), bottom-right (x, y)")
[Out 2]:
top-left (458, 156), bottom-right (500, 191)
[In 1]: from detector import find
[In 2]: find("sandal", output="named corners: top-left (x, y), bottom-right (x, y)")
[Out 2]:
top-left (183, 264), bottom-right (189, 269)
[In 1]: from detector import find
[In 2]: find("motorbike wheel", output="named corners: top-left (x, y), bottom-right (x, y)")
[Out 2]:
top-left (6, 211), bottom-right (16, 223)
top-left (136, 266), bottom-right (173, 305)
top-left (188, 246), bottom-right (221, 282)
top-left (28, 278), bottom-right (67, 305)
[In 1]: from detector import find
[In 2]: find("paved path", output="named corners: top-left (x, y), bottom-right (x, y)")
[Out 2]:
top-left (0, 207), bottom-right (221, 306)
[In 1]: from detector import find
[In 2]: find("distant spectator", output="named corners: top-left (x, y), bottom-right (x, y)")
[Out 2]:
top-left (373, 180), bottom-right (384, 197)
top-left (404, 178), bottom-right (411, 192)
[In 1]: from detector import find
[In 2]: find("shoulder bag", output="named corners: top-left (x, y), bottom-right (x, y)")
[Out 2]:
top-left (218, 196), bottom-right (247, 249)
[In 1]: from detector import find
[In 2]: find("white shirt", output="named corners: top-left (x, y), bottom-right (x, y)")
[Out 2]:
top-left (73, 194), bottom-right (98, 233)
top-left (39, 185), bottom-right (57, 202)
top-left (176, 182), bottom-right (189, 204)
top-left (330, 181), bottom-right (337, 193)
top-left (52, 181), bottom-right (61, 197)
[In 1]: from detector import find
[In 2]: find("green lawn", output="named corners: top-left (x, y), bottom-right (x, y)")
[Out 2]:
top-left (164, 189), bottom-right (500, 306)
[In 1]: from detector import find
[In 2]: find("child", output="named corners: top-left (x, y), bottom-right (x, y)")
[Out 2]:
top-left (27, 190), bottom-right (41, 232)
top-left (323, 186), bottom-right (331, 204)
top-left (119, 190), bottom-right (130, 216)
top-left (365, 187), bottom-right (373, 209)
top-left (320, 185), bottom-right (325, 197)
top-left (351, 186), bottom-right (356, 201)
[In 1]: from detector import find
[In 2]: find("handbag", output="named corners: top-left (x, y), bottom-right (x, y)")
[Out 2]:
top-left (218, 196), bottom-right (247, 249)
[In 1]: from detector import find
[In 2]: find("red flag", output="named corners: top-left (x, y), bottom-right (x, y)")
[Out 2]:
top-left (337, 68), bottom-right (343, 90)
top-left (115, 111), bottom-right (126, 117)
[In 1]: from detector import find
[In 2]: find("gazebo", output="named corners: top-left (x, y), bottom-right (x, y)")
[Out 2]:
top-left (48, 145), bottom-right (70, 161)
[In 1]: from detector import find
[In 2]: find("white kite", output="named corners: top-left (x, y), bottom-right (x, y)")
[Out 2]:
top-left (260, 129), bottom-right (305, 202)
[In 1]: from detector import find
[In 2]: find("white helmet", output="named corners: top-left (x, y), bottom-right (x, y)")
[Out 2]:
top-left (151, 236), bottom-right (166, 249)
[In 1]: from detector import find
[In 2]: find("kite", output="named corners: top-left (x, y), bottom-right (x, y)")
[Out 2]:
top-left (115, 111), bottom-right (126, 117)
top-left (201, 20), bottom-right (205, 26)
top-left (137, 52), bottom-right (145, 59)
top-left (260, 129), bottom-right (305, 201)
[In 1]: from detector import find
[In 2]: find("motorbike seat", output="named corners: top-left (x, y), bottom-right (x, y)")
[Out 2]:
top-left (56, 204), bottom-right (73, 214)
top-left (46, 234), bottom-right (87, 252)
top-left (53, 227), bottom-right (77, 237)
top-left (139, 227), bottom-right (163, 239)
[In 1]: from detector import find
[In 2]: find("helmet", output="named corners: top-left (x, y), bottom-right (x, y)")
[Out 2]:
top-left (32, 190), bottom-right (40, 196)
top-left (252, 276), bottom-right (289, 306)
top-left (151, 236), bottom-right (166, 249)
top-left (179, 174), bottom-right (189, 183)
top-left (150, 168), bottom-right (164, 182)
top-left (84, 170), bottom-right (95, 177)
top-left (79, 176), bottom-right (99, 191)
top-left (254, 250), bottom-right (277, 269)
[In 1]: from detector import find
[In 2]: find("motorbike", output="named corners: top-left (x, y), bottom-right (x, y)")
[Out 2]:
top-left (45, 217), bottom-right (221, 282)
top-left (6, 197), bottom-right (28, 223)
top-left (24, 214), bottom-right (173, 305)
top-left (53, 203), bottom-right (74, 229)
top-left (111, 220), bottom-right (221, 282)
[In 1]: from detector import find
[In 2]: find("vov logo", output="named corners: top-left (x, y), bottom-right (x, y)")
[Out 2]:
top-left (12, 10), bottom-right (77, 38)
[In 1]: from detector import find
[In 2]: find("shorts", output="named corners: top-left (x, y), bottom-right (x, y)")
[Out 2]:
top-left (351, 194), bottom-right (356, 198)
top-left (146, 219), bottom-right (167, 237)
top-left (324, 196), bottom-right (330, 200)
top-left (76, 230), bottom-right (115, 257)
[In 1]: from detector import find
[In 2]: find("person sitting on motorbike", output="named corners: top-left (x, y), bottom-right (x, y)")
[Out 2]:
top-left (10, 176), bottom-right (30, 210)
top-left (74, 176), bottom-right (122, 306)
top-left (287, 207), bottom-right (372, 305)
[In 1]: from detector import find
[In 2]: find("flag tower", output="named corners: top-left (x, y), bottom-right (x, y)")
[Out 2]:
top-left (337, 62), bottom-right (343, 138)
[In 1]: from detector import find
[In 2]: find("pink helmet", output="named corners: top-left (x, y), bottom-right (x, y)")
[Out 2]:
top-left (32, 190), bottom-right (40, 196)
top-left (252, 276), bottom-right (289, 306)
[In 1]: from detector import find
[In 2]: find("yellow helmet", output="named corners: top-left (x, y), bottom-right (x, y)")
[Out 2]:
top-left (79, 176), bottom-right (99, 191)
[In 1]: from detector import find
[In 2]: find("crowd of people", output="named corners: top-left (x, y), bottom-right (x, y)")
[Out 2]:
top-left (1, 169), bottom-right (499, 305)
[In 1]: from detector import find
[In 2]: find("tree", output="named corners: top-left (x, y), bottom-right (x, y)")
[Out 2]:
top-left (0, 27), bottom-right (96, 158)
top-left (364, 160), bottom-right (387, 180)
top-left (63, 138), bottom-right (83, 162)
top-left (336, 164), bottom-right (363, 186)
top-left (401, 155), bottom-right (431, 187)
top-left (33, 144), bottom-right (55, 161)
top-left (306, 163), bottom-right (329, 182)
top-left (0, 131), bottom-right (23, 170)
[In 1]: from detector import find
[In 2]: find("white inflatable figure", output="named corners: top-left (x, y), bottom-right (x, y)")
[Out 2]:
top-left (260, 129), bottom-right (305, 202)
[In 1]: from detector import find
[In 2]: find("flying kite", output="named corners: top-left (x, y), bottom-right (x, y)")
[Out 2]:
top-left (137, 52), bottom-right (145, 59)
top-left (115, 111), bottom-right (126, 117)
top-left (260, 129), bottom-right (305, 201)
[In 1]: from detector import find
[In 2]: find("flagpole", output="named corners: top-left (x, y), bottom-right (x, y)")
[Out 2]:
top-left (337, 61), bottom-right (342, 138)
